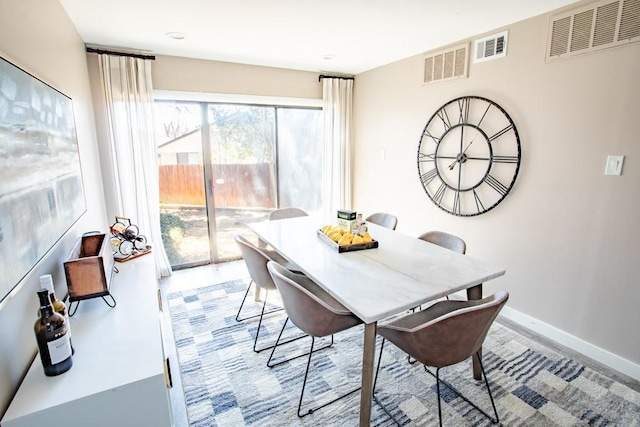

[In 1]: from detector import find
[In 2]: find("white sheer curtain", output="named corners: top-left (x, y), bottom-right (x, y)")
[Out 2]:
top-left (322, 77), bottom-right (354, 216)
top-left (97, 54), bottom-right (172, 278)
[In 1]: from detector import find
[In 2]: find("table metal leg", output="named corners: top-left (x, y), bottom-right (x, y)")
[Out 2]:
top-left (467, 284), bottom-right (483, 380)
top-left (359, 322), bottom-right (377, 427)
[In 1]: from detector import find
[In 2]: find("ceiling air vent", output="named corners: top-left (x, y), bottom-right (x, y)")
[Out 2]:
top-left (474, 31), bottom-right (508, 63)
top-left (547, 0), bottom-right (640, 61)
top-left (423, 43), bottom-right (469, 84)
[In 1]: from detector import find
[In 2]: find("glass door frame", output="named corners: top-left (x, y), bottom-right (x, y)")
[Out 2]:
top-left (155, 91), bottom-right (323, 266)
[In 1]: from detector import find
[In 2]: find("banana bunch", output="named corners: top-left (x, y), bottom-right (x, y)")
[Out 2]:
top-left (321, 225), bottom-right (373, 246)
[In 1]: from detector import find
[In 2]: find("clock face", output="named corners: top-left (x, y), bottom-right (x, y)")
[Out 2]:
top-left (417, 96), bottom-right (521, 216)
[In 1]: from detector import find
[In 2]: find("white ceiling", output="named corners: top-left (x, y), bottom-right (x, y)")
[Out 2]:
top-left (59, 0), bottom-right (581, 75)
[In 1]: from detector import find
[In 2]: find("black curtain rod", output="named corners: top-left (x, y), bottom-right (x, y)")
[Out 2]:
top-left (86, 47), bottom-right (155, 61)
top-left (318, 74), bottom-right (355, 82)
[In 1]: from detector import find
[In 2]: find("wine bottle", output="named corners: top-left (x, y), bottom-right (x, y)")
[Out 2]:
top-left (40, 275), bottom-right (75, 355)
top-left (34, 288), bottom-right (73, 376)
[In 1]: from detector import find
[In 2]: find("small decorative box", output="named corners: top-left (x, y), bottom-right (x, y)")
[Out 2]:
top-left (337, 209), bottom-right (357, 231)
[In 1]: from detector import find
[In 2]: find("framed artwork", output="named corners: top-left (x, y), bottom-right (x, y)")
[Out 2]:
top-left (0, 56), bottom-right (86, 305)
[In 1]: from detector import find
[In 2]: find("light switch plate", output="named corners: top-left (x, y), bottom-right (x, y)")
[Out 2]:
top-left (605, 155), bottom-right (624, 176)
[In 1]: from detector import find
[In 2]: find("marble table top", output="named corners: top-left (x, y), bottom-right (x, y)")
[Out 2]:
top-left (250, 216), bottom-right (506, 324)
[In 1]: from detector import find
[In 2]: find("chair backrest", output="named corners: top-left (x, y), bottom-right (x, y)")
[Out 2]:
top-left (234, 234), bottom-right (278, 291)
top-left (267, 261), bottom-right (362, 337)
top-left (365, 212), bottom-right (398, 230)
top-left (269, 207), bottom-right (309, 221)
top-left (418, 231), bottom-right (466, 254)
top-left (380, 291), bottom-right (508, 368)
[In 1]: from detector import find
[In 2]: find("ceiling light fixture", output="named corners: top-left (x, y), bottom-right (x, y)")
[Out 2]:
top-left (165, 32), bottom-right (185, 40)
top-left (323, 54), bottom-right (337, 60)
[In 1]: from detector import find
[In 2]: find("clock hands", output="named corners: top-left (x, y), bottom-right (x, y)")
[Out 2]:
top-left (448, 135), bottom-right (476, 170)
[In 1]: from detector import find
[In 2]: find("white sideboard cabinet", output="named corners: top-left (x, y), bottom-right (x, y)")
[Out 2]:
top-left (1, 255), bottom-right (173, 427)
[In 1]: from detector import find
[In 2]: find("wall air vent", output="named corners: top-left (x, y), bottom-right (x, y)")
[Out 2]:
top-left (474, 31), bottom-right (509, 63)
top-left (423, 43), bottom-right (469, 84)
top-left (547, 0), bottom-right (640, 61)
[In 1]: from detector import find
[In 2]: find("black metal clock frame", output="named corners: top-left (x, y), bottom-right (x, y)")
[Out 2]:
top-left (417, 95), bottom-right (521, 216)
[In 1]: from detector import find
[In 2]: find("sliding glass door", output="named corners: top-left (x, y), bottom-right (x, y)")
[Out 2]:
top-left (155, 100), bottom-right (322, 269)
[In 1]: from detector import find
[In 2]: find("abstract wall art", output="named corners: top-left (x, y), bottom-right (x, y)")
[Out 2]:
top-left (0, 56), bottom-right (86, 305)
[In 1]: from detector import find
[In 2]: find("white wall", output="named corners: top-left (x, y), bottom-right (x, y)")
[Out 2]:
top-left (352, 1), bottom-right (639, 377)
top-left (0, 0), bottom-right (106, 416)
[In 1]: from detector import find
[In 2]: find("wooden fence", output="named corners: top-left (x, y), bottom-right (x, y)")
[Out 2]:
top-left (159, 163), bottom-right (275, 208)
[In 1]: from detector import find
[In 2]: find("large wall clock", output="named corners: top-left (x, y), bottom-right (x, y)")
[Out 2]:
top-left (417, 95), bottom-right (521, 216)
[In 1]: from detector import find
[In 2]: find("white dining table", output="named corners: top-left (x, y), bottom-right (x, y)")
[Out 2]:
top-left (249, 215), bottom-right (506, 426)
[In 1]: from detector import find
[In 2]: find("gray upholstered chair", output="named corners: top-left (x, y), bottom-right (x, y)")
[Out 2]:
top-left (418, 230), bottom-right (466, 254)
top-left (233, 234), bottom-right (304, 353)
top-left (269, 207), bottom-right (309, 220)
top-left (365, 212), bottom-right (398, 230)
top-left (257, 207), bottom-right (309, 252)
top-left (374, 291), bottom-right (509, 426)
top-left (267, 260), bottom-right (363, 418)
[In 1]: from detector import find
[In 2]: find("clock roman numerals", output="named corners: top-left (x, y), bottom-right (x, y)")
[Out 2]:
top-left (422, 128), bottom-right (442, 144)
top-left (472, 189), bottom-right (486, 213)
top-left (420, 168), bottom-right (439, 186)
top-left (488, 124), bottom-right (514, 142)
top-left (417, 152), bottom-right (436, 162)
top-left (492, 155), bottom-right (519, 163)
top-left (453, 190), bottom-right (461, 215)
top-left (457, 97), bottom-right (470, 124)
top-left (484, 174), bottom-right (509, 196)
top-left (437, 109), bottom-right (452, 131)
top-left (433, 182), bottom-right (447, 204)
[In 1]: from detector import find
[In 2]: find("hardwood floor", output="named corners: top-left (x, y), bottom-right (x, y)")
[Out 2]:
top-left (158, 261), bottom-right (639, 426)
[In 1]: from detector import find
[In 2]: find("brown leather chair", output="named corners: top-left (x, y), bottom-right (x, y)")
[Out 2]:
top-left (374, 291), bottom-right (509, 426)
top-left (233, 234), bottom-right (304, 353)
top-left (267, 260), bottom-right (363, 418)
top-left (418, 230), bottom-right (466, 254)
top-left (257, 207), bottom-right (309, 251)
top-left (269, 207), bottom-right (309, 220)
top-left (365, 212), bottom-right (398, 230)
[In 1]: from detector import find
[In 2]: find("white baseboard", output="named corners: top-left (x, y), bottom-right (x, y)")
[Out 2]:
top-left (500, 306), bottom-right (640, 382)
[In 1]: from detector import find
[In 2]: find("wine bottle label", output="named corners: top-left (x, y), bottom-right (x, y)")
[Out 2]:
top-left (47, 333), bottom-right (72, 365)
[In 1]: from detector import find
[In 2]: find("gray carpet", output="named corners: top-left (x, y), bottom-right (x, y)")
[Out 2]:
top-left (167, 280), bottom-right (640, 426)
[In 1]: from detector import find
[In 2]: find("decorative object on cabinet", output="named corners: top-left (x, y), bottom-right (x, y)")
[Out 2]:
top-left (417, 95), bottom-right (521, 216)
top-left (64, 232), bottom-right (116, 316)
top-left (0, 55), bottom-right (86, 307)
top-left (110, 216), bottom-right (152, 262)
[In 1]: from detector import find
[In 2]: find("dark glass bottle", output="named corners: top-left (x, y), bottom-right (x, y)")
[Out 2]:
top-left (40, 275), bottom-right (75, 355)
top-left (34, 288), bottom-right (73, 376)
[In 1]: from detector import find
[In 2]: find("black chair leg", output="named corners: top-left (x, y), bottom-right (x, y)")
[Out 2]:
top-left (297, 336), bottom-right (361, 418)
top-left (236, 282), bottom-right (283, 323)
top-left (436, 367), bottom-right (443, 427)
top-left (424, 352), bottom-right (499, 425)
top-left (372, 338), bottom-right (403, 426)
top-left (478, 351), bottom-right (499, 423)
top-left (267, 317), bottom-right (331, 368)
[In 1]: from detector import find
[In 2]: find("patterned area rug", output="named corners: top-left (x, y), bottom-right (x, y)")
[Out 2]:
top-left (167, 280), bottom-right (640, 426)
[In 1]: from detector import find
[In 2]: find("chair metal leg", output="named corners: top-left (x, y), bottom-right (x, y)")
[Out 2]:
top-left (372, 338), bottom-right (404, 426)
top-left (436, 367), bottom-right (443, 427)
top-left (297, 336), bottom-right (361, 418)
top-left (424, 352), bottom-right (499, 424)
top-left (236, 281), bottom-right (284, 323)
top-left (267, 317), bottom-right (331, 368)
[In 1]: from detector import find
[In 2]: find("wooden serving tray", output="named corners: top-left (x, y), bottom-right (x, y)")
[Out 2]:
top-left (317, 230), bottom-right (379, 253)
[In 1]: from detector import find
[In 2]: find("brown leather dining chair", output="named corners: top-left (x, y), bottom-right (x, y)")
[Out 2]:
top-left (365, 212), bottom-right (398, 230)
top-left (374, 291), bottom-right (509, 426)
top-left (418, 230), bottom-right (466, 254)
top-left (233, 234), bottom-right (305, 353)
top-left (269, 207), bottom-right (309, 220)
top-left (257, 207), bottom-right (309, 251)
top-left (267, 260), bottom-right (363, 418)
